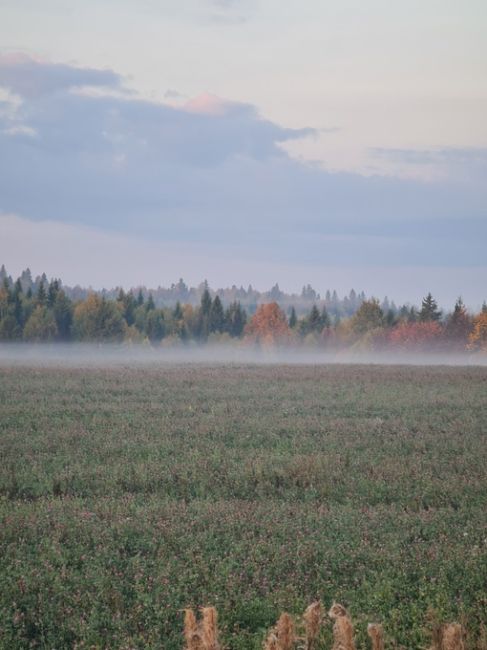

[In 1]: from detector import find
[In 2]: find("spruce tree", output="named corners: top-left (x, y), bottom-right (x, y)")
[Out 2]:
top-left (288, 306), bottom-right (297, 329)
top-left (146, 293), bottom-right (155, 311)
top-left (53, 291), bottom-right (73, 340)
top-left (209, 295), bottom-right (224, 333)
top-left (201, 288), bottom-right (212, 316)
top-left (419, 293), bottom-right (442, 322)
top-left (225, 302), bottom-right (246, 337)
top-left (146, 310), bottom-right (165, 341)
top-left (37, 281), bottom-right (47, 305)
top-left (308, 304), bottom-right (322, 332)
top-left (123, 291), bottom-right (137, 326)
top-left (47, 280), bottom-right (59, 307)
top-left (173, 301), bottom-right (183, 321)
top-left (444, 297), bottom-right (471, 342)
top-left (321, 306), bottom-right (330, 328)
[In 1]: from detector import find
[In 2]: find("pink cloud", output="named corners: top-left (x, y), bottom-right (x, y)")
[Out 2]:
top-left (184, 92), bottom-right (234, 116)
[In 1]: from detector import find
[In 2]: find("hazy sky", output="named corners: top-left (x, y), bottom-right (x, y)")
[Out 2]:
top-left (0, 1), bottom-right (486, 307)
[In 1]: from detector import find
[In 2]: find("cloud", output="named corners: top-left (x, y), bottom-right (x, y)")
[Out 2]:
top-left (0, 53), bottom-right (121, 98)
top-left (3, 124), bottom-right (37, 137)
top-left (164, 89), bottom-right (187, 100)
top-left (0, 53), bottom-right (486, 300)
top-left (370, 147), bottom-right (487, 184)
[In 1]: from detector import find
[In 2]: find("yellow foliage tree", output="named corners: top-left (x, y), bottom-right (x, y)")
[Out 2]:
top-left (468, 311), bottom-right (487, 352)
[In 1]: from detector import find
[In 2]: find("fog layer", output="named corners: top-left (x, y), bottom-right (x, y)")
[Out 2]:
top-left (0, 343), bottom-right (485, 368)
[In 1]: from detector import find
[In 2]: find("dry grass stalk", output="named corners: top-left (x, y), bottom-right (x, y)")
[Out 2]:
top-left (303, 601), bottom-right (322, 649)
top-left (276, 612), bottom-right (295, 650)
top-left (441, 623), bottom-right (464, 650)
top-left (263, 631), bottom-right (280, 650)
top-left (367, 623), bottom-right (385, 650)
top-left (184, 609), bottom-right (198, 648)
top-left (328, 602), bottom-right (349, 620)
top-left (190, 632), bottom-right (206, 650)
top-left (328, 602), bottom-right (356, 650)
top-left (201, 606), bottom-right (220, 650)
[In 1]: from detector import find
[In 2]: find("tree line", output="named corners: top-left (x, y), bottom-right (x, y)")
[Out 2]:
top-left (0, 265), bottom-right (485, 351)
top-left (1, 265), bottom-right (377, 318)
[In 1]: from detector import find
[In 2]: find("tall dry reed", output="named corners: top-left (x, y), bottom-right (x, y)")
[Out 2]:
top-left (276, 612), bottom-right (295, 650)
top-left (201, 607), bottom-right (220, 650)
top-left (183, 602), bottom-right (473, 650)
top-left (328, 602), bottom-right (356, 650)
top-left (263, 631), bottom-right (280, 650)
top-left (303, 601), bottom-right (322, 649)
top-left (440, 623), bottom-right (464, 650)
top-left (367, 623), bottom-right (384, 650)
top-left (183, 607), bottom-right (220, 650)
top-left (184, 609), bottom-right (198, 646)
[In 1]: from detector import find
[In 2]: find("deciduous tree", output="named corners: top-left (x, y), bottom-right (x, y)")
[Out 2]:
top-left (245, 302), bottom-right (290, 345)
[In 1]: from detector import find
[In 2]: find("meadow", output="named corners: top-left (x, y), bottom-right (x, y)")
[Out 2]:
top-left (0, 362), bottom-right (486, 649)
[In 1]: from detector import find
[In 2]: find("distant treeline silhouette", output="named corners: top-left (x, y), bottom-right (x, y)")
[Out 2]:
top-left (0, 265), bottom-right (486, 350)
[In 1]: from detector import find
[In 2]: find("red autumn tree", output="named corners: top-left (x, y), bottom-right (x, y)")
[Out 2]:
top-left (388, 321), bottom-right (443, 350)
top-left (245, 302), bottom-right (291, 345)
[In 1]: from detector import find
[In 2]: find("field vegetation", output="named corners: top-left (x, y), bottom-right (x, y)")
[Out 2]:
top-left (1, 364), bottom-right (486, 648)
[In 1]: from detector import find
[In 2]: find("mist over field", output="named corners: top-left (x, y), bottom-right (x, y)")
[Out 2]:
top-left (1, 342), bottom-right (486, 368)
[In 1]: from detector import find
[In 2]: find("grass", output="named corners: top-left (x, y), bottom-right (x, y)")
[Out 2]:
top-left (0, 363), bottom-right (486, 648)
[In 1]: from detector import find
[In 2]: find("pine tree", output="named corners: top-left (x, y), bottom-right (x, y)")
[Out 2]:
top-left (408, 306), bottom-right (418, 323)
top-left (419, 293), bottom-right (442, 322)
top-left (124, 291), bottom-right (137, 326)
top-left (53, 291), bottom-right (73, 340)
top-left (444, 297), bottom-right (471, 343)
top-left (225, 302), bottom-right (247, 337)
top-left (308, 305), bottom-right (322, 332)
top-left (145, 309), bottom-right (165, 341)
top-left (146, 293), bottom-right (155, 311)
top-left (47, 279), bottom-right (59, 307)
top-left (385, 309), bottom-right (396, 327)
top-left (209, 295), bottom-right (224, 333)
top-left (37, 281), bottom-right (47, 305)
top-left (173, 301), bottom-right (183, 321)
top-left (201, 288), bottom-right (212, 316)
top-left (196, 289), bottom-right (212, 340)
top-left (321, 306), bottom-right (330, 328)
top-left (13, 282), bottom-right (23, 328)
top-left (136, 289), bottom-right (144, 307)
top-left (20, 268), bottom-right (33, 292)
top-left (288, 306), bottom-right (297, 329)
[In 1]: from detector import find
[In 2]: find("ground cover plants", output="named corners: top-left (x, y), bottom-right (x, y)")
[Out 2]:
top-left (0, 363), bottom-right (486, 648)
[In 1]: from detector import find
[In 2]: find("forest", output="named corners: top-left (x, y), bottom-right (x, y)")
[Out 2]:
top-left (0, 265), bottom-right (486, 352)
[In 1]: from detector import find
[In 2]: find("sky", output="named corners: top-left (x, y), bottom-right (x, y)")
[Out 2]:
top-left (0, 0), bottom-right (486, 307)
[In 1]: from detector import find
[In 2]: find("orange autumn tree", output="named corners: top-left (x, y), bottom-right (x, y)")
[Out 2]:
top-left (388, 321), bottom-right (443, 350)
top-left (468, 311), bottom-right (487, 352)
top-left (245, 302), bottom-right (291, 345)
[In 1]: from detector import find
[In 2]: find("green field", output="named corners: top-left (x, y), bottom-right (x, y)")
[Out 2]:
top-left (1, 363), bottom-right (486, 649)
